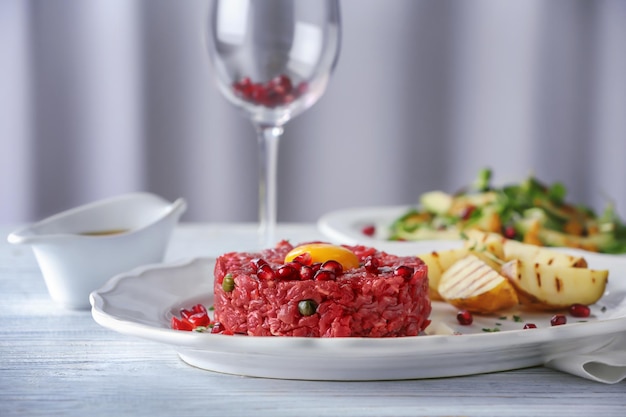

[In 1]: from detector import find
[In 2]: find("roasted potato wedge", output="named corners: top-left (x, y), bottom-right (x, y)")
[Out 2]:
top-left (438, 254), bottom-right (519, 314)
top-left (500, 259), bottom-right (608, 310)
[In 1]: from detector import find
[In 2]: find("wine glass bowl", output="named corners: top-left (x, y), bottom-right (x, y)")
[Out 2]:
top-left (207, 0), bottom-right (341, 247)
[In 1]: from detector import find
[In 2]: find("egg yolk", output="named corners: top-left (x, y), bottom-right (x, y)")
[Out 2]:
top-left (284, 243), bottom-right (360, 270)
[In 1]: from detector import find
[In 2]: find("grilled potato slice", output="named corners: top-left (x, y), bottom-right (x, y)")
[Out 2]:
top-left (500, 259), bottom-right (608, 310)
top-left (418, 248), bottom-right (470, 301)
top-left (438, 254), bottom-right (519, 314)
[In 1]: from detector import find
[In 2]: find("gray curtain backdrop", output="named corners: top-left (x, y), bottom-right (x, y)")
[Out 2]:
top-left (1, 0), bottom-right (625, 225)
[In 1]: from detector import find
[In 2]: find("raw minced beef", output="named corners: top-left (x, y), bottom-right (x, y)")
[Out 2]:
top-left (213, 241), bottom-right (431, 337)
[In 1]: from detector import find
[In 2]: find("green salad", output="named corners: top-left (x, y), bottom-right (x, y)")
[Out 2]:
top-left (389, 168), bottom-right (626, 254)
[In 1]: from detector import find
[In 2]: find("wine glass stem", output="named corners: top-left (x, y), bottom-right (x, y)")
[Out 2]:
top-left (256, 124), bottom-right (283, 248)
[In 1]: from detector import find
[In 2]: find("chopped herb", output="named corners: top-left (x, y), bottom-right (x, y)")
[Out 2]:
top-left (498, 316), bottom-right (508, 320)
top-left (482, 327), bottom-right (501, 333)
top-left (601, 306), bottom-right (607, 313)
top-left (495, 322), bottom-right (502, 326)
top-left (193, 326), bottom-right (209, 333)
top-left (208, 305), bottom-right (215, 311)
top-left (513, 315), bottom-right (523, 322)
top-left (473, 167), bottom-right (492, 192)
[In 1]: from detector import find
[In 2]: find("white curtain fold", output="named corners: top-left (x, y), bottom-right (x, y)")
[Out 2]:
top-left (1, 0), bottom-right (625, 225)
top-left (1, 0), bottom-right (34, 221)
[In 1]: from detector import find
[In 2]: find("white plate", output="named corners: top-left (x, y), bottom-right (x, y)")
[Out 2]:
top-left (317, 205), bottom-right (458, 255)
top-left (317, 206), bottom-right (626, 259)
top-left (90, 253), bottom-right (626, 381)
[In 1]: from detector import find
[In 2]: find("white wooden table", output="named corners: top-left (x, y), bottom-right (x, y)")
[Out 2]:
top-left (1, 223), bottom-right (625, 417)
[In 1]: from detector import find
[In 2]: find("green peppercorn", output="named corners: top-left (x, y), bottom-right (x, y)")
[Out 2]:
top-left (298, 299), bottom-right (317, 316)
top-left (222, 274), bottom-right (235, 292)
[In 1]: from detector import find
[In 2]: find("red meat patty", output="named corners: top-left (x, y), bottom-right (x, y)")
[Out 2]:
top-left (213, 241), bottom-right (431, 337)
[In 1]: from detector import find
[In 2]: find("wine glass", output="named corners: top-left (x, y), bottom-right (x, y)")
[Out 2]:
top-left (207, 0), bottom-right (341, 248)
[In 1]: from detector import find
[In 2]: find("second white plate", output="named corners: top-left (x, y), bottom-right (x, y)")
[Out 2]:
top-left (317, 205), bottom-right (463, 255)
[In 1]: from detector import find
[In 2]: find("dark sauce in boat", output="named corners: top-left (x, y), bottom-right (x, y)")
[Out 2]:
top-left (79, 229), bottom-right (129, 236)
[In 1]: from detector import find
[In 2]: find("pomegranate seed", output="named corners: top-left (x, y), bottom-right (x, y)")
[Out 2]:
top-left (210, 322), bottom-right (225, 334)
top-left (251, 84), bottom-right (267, 103)
top-left (266, 90), bottom-right (282, 107)
top-left (256, 264), bottom-right (275, 280)
top-left (171, 316), bottom-right (193, 331)
top-left (293, 252), bottom-right (312, 265)
top-left (237, 76), bottom-right (251, 88)
top-left (456, 310), bottom-right (473, 325)
top-left (460, 205), bottom-right (476, 220)
top-left (179, 308), bottom-right (193, 320)
top-left (281, 93), bottom-right (295, 104)
top-left (233, 77), bottom-right (253, 98)
top-left (314, 270), bottom-right (335, 281)
top-left (503, 226), bottom-right (516, 239)
top-left (550, 314), bottom-right (567, 326)
top-left (299, 264), bottom-right (314, 280)
top-left (569, 303), bottom-right (590, 318)
top-left (276, 264), bottom-right (299, 280)
top-left (393, 265), bottom-right (414, 280)
top-left (191, 304), bottom-right (207, 315)
top-left (523, 323), bottom-right (537, 329)
top-left (266, 79), bottom-right (290, 105)
top-left (362, 225), bottom-right (376, 236)
top-left (363, 256), bottom-right (379, 273)
top-left (269, 83), bottom-right (286, 96)
top-left (287, 261), bottom-right (302, 269)
top-left (187, 312), bottom-right (210, 327)
top-left (310, 262), bottom-right (322, 273)
top-left (296, 81), bottom-right (309, 95)
top-left (321, 260), bottom-right (343, 276)
top-left (272, 74), bottom-right (293, 92)
top-left (250, 258), bottom-right (268, 271)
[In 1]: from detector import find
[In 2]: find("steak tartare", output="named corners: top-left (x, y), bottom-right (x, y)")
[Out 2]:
top-left (213, 241), bottom-right (431, 337)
